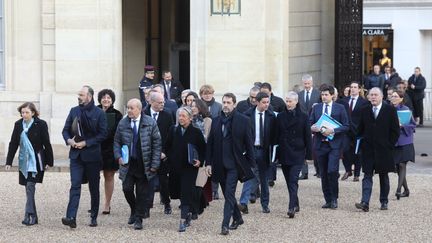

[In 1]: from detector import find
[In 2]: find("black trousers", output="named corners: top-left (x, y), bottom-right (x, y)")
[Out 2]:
top-left (281, 164), bottom-right (302, 210)
top-left (158, 160), bottom-right (171, 205)
top-left (122, 172), bottom-right (150, 219)
top-left (220, 168), bottom-right (242, 228)
top-left (412, 98), bottom-right (424, 124)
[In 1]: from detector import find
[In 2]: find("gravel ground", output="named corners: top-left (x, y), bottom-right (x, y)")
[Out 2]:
top-left (1, 170), bottom-right (431, 242)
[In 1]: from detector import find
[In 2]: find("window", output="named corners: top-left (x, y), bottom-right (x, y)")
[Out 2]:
top-left (0, 0), bottom-right (4, 89)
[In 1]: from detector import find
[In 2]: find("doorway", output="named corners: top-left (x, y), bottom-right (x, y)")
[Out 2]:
top-left (122, 0), bottom-right (190, 101)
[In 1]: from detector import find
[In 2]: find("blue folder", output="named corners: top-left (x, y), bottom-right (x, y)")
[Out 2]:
top-left (397, 110), bottom-right (412, 125)
top-left (314, 113), bottom-right (342, 140)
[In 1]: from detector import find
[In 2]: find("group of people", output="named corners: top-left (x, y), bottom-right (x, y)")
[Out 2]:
top-left (5, 65), bottom-right (420, 235)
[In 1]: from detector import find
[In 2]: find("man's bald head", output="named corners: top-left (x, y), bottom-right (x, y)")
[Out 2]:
top-left (127, 98), bottom-right (142, 119)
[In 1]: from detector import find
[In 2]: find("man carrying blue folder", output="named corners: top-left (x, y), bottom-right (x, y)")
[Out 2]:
top-left (310, 84), bottom-right (349, 209)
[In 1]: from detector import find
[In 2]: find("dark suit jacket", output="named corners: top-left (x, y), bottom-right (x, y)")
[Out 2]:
top-left (6, 117), bottom-right (54, 185)
top-left (206, 110), bottom-right (256, 183)
top-left (298, 88), bottom-right (320, 115)
top-left (365, 73), bottom-right (385, 91)
top-left (244, 107), bottom-right (276, 166)
top-left (237, 98), bottom-right (254, 114)
top-left (144, 107), bottom-right (174, 148)
top-left (276, 106), bottom-right (312, 165)
top-left (407, 74), bottom-right (426, 101)
top-left (357, 103), bottom-right (400, 174)
top-left (62, 104), bottom-right (108, 162)
top-left (160, 79), bottom-right (184, 106)
top-left (309, 102), bottom-right (350, 150)
top-left (269, 94), bottom-right (286, 113)
top-left (342, 96), bottom-right (369, 138)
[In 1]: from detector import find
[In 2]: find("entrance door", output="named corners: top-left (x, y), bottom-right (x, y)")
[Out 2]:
top-left (362, 24), bottom-right (394, 74)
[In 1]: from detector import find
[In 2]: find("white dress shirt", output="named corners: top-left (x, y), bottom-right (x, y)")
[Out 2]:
top-left (254, 108), bottom-right (265, 146)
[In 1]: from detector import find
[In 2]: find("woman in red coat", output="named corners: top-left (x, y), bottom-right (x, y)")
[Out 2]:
top-left (5, 102), bottom-right (54, 226)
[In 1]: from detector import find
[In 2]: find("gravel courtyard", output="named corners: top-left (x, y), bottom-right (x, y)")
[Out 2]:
top-left (1, 170), bottom-right (431, 242)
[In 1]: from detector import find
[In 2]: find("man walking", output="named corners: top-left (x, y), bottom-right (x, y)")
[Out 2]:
top-left (61, 85), bottom-right (107, 228)
top-left (206, 93), bottom-right (255, 235)
top-left (355, 88), bottom-right (400, 212)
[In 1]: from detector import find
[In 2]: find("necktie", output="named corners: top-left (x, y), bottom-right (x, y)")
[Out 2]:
top-left (181, 127), bottom-right (185, 135)
top-left (349, 98), bottom-right (355, 113)
top-left (131, 120), bottom-right (138, 158)
top-left (153, 113), bottom-right (158, 121)
top-left (259, 112), bottom-right (264, 146)
top-left (305, 91), bottom-right (310, 109)
top-left (373, 107), bottom-right (378, 119)
top-left (324, 104), bottom-right (329, 115)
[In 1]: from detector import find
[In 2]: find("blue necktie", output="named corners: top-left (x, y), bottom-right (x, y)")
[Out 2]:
top-left (131, 120), bottom-right (138, 158)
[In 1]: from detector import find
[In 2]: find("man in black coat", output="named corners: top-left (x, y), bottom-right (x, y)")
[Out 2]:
top-left (297, 74), bottom-right (321, 179)
top-left (407, 67), bottom-right (427, 126)
top-left (238, 92), bottom-right (276, 214)
top-left (206, 93), bottom-right (255, 235)
top-left (276, 91), bottom-right (312, 218)
top-left (341, 81), bottom-right (369, 182)
top-left (237, 86), bottom-right (259, 113)
top-left (144, 92), bottom-right (174, 215)
top-left (160, 70), bottom-right (184, 107)
top-left (355, 87), bottom-right (400, 212)
top-left (61, 85), bottom-right (108, 228)
top-left (364, 65), bottom-right (385, 91)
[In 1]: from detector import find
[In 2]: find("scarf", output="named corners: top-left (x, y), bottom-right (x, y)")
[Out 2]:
top-left (221, 111), bottom-right (234, 137)
top-left (203, 97), bottom-right (215, 108)
top-left (78, 99), bottom-right (96, 138)
top-left (18, 118), bottom-right (37, 179)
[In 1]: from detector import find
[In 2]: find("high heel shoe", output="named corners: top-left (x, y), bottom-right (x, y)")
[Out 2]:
top-left (102, 207), bottom-right (111, 215)
top-left (395, 192), bottom-right (401, 200)
top-left (400, 190), bottom-right (410, 198)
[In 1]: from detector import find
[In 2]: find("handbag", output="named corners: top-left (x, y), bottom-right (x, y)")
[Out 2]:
top-left (195, 165), bottom-right (208, 187)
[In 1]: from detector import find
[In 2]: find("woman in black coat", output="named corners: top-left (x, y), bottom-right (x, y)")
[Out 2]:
top-left (97, 89), bottom-right (123, 214)
top-left (165, 106), bottom-right (206, 232)
top-left (276, 92), bottom-right (312, 218)
top-left (5, 102), bottom-right (54, 226)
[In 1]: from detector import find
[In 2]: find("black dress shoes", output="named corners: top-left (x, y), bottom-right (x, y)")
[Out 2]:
top-left (353, 176), bottom-right (360, 182)
top-left (178, 220), bottom-right (187, 232)
top-left (229, 218), bottom-right (244, 230)
top-left (249, 197), bottom-right (256, 204)
top-left (294, 206), bottom-right (300, 212)
top-left (89, 217), bottom-right (98, 227)
top-left (341, 172), bottom-right (352, 181)
top-left (143, 208), bottom-right (150, 219)
top-left (330, 200), bottom-right (338, 209)
top-left (355, 202), bottom-right (369, 212)
top-left (262, 207), bottom-right (270, 213)
top-left (134, 218), bottom-right (143, 230)
top-left (220, 226), bottom-right (229, 235)
top-left (164, 204), bottom-right (172, 215)
top-left (128, 214), bottom-right (136, 225)
top-left (321, 202), bottom-right (331, 209)
top-left (380, 203), bottom-right (388, 210)
top-left (268, 180), bottom-right (275, 187)
top-left (287, 209), bottom-right (295, 218)
top-left (62, 217), bottom-right (77, 228)
top-left (238, 204), bottom-right (249, 214)
top-left (22, 214), bottom-right (30, 225)
top-left (299, 174), bottom-right (308, 180)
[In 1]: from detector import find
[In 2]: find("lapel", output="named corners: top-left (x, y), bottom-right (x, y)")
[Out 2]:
top-left (299, 90), bottom-right (305, 105)
top-left (251, 109), bottom-right (257, 134)
top-left (316, 103), bottom-right (324, 118)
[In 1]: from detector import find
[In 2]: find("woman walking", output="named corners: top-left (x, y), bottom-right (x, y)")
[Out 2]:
top-left (5, 102), bottom-right (54, 225)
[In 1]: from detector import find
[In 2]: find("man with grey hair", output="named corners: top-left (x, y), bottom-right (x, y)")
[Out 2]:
top-left (237, 86), bottom-right (260, 113)
top-left (297, 74), bottom-right (320, 179)
top-left (114, 98), bottom-right (162, 229)
top-left (151, 84), bottom-right (177, 119)
top-left (276, 90), bottom-right (312, 218)
top-left (355, 87), bottom-right (399, 212)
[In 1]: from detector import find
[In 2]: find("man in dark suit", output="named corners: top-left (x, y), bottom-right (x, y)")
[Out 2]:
top-left (206, 93), bottom-right (255, 235)
top-left (139, 65), bottom-right (155, 107)
top-left (61, 85), bottom-right (108, 228)
top-left (355, 87), bottom-right (400, 212)
top-left (276, 91), bottom-right (312, 218)
top-left (341, 81), bottom-right (369, 182)
top-left (114, 98), bottom-right (162, 229)
top-left (160, 70), bottom-right (184, 107)
top-left (407, 67), bottom-right (427, 126)
top-left (144, 92), bottom-right (174, 215)
top-left (237, 86), bottom-right (259, 113)
top-left (297, 74), bottom-right (321, 179)
top-left (151, 84), bottom-right (178, 120)
top-left (238, 92), bottom-right (276, 214)
top-left (310, 85), bottom-right (349, 209)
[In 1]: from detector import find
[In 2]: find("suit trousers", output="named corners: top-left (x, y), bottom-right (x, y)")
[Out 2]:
top-left (251, 148), bottom-right (270, 208)
top-left (66, 158), bottom-right (101, 219)
top-left (316, 143), bottom-right (340, 203)
top-left (122, 172), bottom-right (150, 219)
top-left (281, 164), bottom-right (302, 210)
top-left (361, 172), bottom-right (390, 205)
top-left (25, 181), bottom-right (37, 215)
top-left (412, 98), bottom-right (424, 124)
top-left (220, 168), bottom-right (242, 228)
top-left (342, 145), bottom-right (361, 177)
